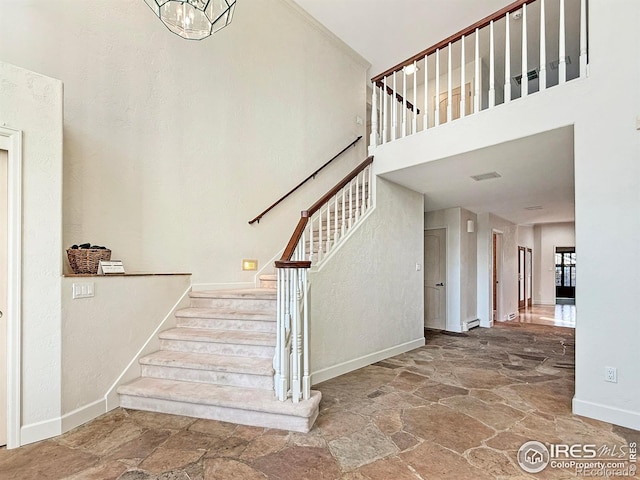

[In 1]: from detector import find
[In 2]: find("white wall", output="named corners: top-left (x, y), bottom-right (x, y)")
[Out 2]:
top-left (374, 0), bottom-right (640, 430)
top-left (533, 222), bottom-right (575, 304)
top-left (310, 177), bottom-right (424, 383)
top-left (61, 274), bottom-right (191, 428)
top-left (0, 0), bottom-right (369, 285)
top-left (0, 62), bottom-right (63, 444)
top-left (425, 207), bottom-right (477, 332)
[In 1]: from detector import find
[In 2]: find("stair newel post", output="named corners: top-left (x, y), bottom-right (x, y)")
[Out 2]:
top-left (461, 35), bottom-right (466, 118)
top-left (579, 0), bottom-right (587, 77)
top-left (559, 0), bottom-right (567, 84)
top-left (505, 11), bottom-right (512, 103)
top-left (412, 60), bottom-right (418, 134)
top-left (370, 84), bottom-right (378, 148)
top-left (521, 3), bottom-right (528, 98)
top-left (302, 267), bottom-right (310, 400)
top-left (275, 268), bottom-right (288, 401)
top-left (447, 42), bottom-right (453, 123)
top-left (434, 48), bottom-right (440, 126)
top-left (291, 269), bottom-right (302, 403)
top-left (489, 21), bottom-right (495, 108)
top-left (382, 77), bottom-right (388, 144)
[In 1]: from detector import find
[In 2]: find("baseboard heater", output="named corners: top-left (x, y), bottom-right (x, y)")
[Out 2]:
top-left (463, 319), bottom-right (481, 331)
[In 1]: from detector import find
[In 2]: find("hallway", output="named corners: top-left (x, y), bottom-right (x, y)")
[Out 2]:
top-left (0, 323), bottom-right (636, 479)
top-left (510, 304), bottom-right (576, 328)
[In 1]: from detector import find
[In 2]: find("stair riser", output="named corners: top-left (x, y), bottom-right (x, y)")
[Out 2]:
top-left (119, 395), bottom-right (317, 433)
top-left (190, 297), bottom-right (276, 312)
top-left (176, 318), bottom-right (276, 333)
top-left (160, 339), bottom-right (275, 358)
top-left (259, 279), bottom-right (277, 289)
top-left (141, 365), bottom-right (274, 390)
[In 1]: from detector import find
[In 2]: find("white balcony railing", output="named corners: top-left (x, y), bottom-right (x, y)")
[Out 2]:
top-left (370, 0), bottom-right (588, 148)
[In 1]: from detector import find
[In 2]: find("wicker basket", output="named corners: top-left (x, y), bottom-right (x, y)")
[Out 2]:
top-left (67, 248), bottom-right (112, 274)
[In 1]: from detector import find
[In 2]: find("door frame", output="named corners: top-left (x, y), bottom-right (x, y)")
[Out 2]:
top-left (0, 126), bottom-right (22, 449)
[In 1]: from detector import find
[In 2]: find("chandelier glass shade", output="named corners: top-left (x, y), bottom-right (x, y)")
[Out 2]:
top-left (144, 0), bottom-right (237, 40)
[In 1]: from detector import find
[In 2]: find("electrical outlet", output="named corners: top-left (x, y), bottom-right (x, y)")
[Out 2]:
top-left (605, 366), bottom-right (617, 383)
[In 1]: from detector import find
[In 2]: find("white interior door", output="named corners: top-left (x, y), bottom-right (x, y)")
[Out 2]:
top-left (425, 228), bottom-right (446, 329)
top-left (0, 149), bottom-right (8, 447)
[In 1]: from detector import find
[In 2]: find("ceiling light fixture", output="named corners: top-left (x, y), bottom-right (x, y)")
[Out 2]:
top-left (403, 64), bottom-right (420, 75)
top-left (144, 0), bottom-right (237, 40)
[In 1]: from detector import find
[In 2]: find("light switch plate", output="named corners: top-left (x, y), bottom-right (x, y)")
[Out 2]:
top-left (72, 282), bottom-right (95, 299)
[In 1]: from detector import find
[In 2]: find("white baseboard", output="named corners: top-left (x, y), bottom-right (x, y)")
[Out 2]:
top-left (573, 397), bottom-right (640, 430)
top-left (310, 338), bottom-right (425, 386)
top-left (20, 417), bottom-right (61, 446)
top-left (61, 399), bottom-right (107, 434)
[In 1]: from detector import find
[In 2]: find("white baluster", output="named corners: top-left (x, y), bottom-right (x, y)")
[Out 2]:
top-left (447, 43), bottom-right (452, 123)
top-left (367, 166), bottom-right (373, 209)
top-left (539, 0), bottom-right (547, 91)
top-left (402, 67), bottom-right (407, 137)
top-left (559, 0), bottom-right (566, 84)
top-left (334, 196), bottom-right (339, 244)
top-left (412, 60), bottom-right (418, 134)
top-left (355, 176), bottom-right (361, 221)
top-left (579, 0), bottom-right (587, 77)
top-left (382, 77), bottom-right (388, 144)
top-left (370, 84), bottom-right (378, 148)
top-left (489, 20), bottom-right (495, 107)
top-left (423, 54), bottom-right (429, 130)
top-left (275, 269), bottom-right (283, 400)
top-left (341, 189), bottom-right (346, 236)
top-left (348, 180), bottom-right (353, 229)
top-left (360, 171), bottom-right (366, 215)
top-left (326, 201), bottom-right (331, 251)
top-left (435, 48), bottom-right (440, 126)
top-left (474, 28), bottom-right (480, 113)
top-left (461, 35), bottom-right (466, 117)
top-left (318, 212), bottom-right (323, 262)
top-left (391, 72), bottom-right (397, 141)
top-left (505, 12), bottom-right (511, 103)
top-left (521, 3), bottom-right (528, 97)
top-left (379, 88), bottom-right (383, 142)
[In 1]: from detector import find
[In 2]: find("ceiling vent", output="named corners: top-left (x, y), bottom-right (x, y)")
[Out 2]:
top-left (471, 171), bottom-right (502, 181)
top-left (525, 205), bottom-right (544, 210)
top-left (513, 69), bottom-right (539, 85)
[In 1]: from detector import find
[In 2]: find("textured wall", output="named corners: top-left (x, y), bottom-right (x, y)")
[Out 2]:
top-left (0, 0), bottom-right (369, 284)
top-left (309, 177), bottom-right (424, 380)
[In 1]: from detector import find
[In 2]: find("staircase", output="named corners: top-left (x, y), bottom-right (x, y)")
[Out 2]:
top-left (117, 276), bottom-right (321, 433)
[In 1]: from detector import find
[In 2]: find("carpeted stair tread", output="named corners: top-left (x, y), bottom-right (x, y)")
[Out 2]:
top-left (190, 288), bottom-right (277, 300)
top-left (119, 377), bottom-right (321, 418)
top-left (140, 351), bottom-right (274, 375)
top-left (159, 327), bottom-right (276, 346)
top-left (175, 307), bottom-right (275, 321)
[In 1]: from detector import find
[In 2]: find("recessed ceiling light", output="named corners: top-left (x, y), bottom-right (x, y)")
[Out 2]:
top-left (525, 205), bottom-right (544, 210)
top-left (470, 172), bottom-right (501, 181)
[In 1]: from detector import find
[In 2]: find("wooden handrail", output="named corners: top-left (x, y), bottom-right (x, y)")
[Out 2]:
top-left (375, 82), bottom-right (421, 114)
top-left (249, 136), bottom-right (362, 225)
top-left (277, 156), bottom-right (374, 268)
top-left (371, 0), bottom-right (536, 83)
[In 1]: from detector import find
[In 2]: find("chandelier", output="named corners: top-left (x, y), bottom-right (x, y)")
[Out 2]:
top-left (144, 0), bottom-right (237, 40)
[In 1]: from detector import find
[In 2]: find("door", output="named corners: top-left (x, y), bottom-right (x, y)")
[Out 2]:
top-left (425, 229), bottom-right (446, 329)
top-left (555, 247), bottom-right (576, 299)
top-left (0, 149), bottom-right (7, 447)
top-left (438, 83), bottom-right (472, 124)
top-left (492, 232), bottom-right (502, 322)
top-left (518, 246), bottom-right (526, 309)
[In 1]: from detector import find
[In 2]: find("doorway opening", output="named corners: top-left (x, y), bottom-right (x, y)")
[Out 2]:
top-left (555, 247), bottom-right (576, 305)
top-left (0, 149), bottom-right (7, 447)
top-left (424, 228), bottom-right (447, 330)
top-left (492, 231), bottom-right (503, 323)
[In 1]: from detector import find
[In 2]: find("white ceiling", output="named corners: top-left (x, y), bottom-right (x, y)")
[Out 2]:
top-left (381, 126), bottom-right (575, 225)
top-left (292, 0), bottom-right (515, 76)
top-left (291, 1), bottom-right (576, 225)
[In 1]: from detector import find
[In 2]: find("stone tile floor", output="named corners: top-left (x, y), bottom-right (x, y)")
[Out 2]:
top-left (1, 323), bottom-right (638, 479)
